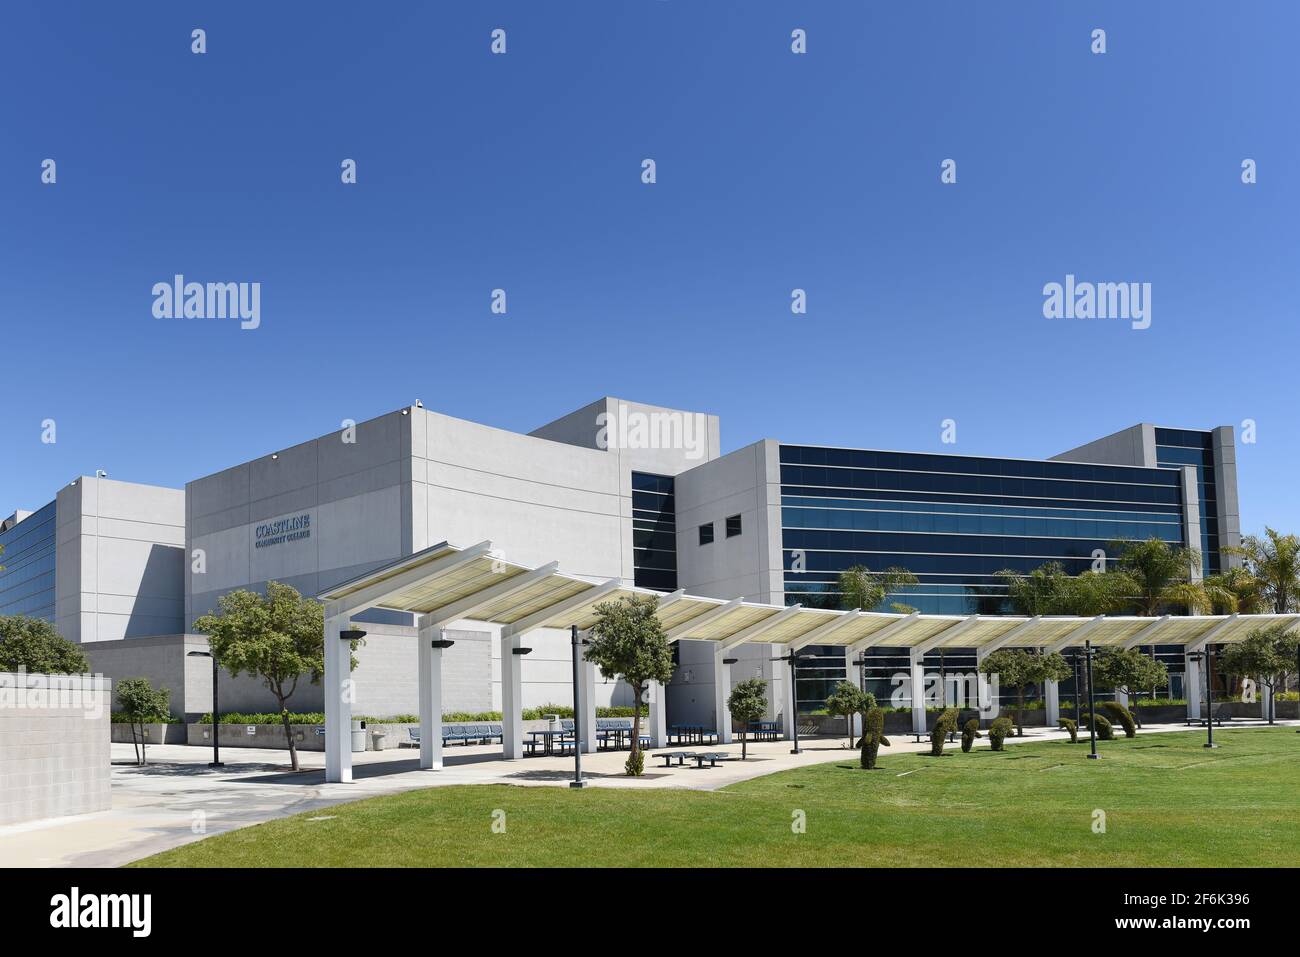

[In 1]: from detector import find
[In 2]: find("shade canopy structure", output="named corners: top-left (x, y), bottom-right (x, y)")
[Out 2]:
top-left (317, 540), bottom-right (1300, 782)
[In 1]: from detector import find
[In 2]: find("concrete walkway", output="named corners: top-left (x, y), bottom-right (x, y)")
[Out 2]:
top-left (2, 719), bottom-right (1290, 868)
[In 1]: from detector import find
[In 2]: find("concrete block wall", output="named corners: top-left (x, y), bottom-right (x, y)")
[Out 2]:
top-left (0, 672), bottom-right (111, 826)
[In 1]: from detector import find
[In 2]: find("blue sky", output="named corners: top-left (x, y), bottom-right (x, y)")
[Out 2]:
top-left (1, 2), bottom-right (1296, 536)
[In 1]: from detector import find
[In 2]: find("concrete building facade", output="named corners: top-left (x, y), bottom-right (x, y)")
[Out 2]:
top-left (1, 398), bottom-right (1242, 730)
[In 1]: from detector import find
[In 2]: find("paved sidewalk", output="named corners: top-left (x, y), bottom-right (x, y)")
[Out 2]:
top-left (2, 719), bottom-right (1287, 867)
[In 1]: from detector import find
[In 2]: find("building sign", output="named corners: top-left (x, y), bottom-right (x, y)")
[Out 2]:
top-left (254, 512), bottom-right (312, 549)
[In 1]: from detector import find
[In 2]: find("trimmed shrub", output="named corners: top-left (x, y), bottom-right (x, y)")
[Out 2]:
top-left (929, 707), bottom-right (959, 756)
top-left (1079, 712), bottom-right (1114, 740)
top-left (624, 748), bottom-right (644, 776)
top-left (859, 707), bottom-right (890, 769)
top-left (1058, 717), bottom-right (1078, 743)
top-left (988, 717), bottom-right (1011, 750)
top-left (1099, 701), bottom-right (1137, 738)
top-left (988, 716), bottom-right (1013, 751)
top-left (960, 717), bottom-right (982, 753)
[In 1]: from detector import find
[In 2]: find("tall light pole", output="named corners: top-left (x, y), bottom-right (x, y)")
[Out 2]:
top-left (186, 649), bottom-right (223, 767)
top-left (1187, 649), bottom-right (1217, 749)
top-left (569, 625), bottom-right (587, 789)
top-left (1084, 640), bottom-right (1099, 760)
top-left (1070, 648), bottom-right (1083, 722)
top-left (773, 651), bottom-right (815, 754)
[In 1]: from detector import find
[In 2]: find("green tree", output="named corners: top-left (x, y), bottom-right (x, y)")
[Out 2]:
top-left (824, 680), bottom-right (870, 749)
top-left (728, 677), bottom-right (768, 760)
top-left (584, 595), bottom-right (675, 776)
top-left (0, 614), bottom-right (90, 673)
top-left (1112, 538), bottom-right (1229, 615)
top-left (836, 564), bottom-right (919, 613)
top-left (978, 648), bottom-right (1070, 736)
top-left (1204, 566), bottom-right (1269, 615)
top-left (193, 581), bottom-right (342, 771)
top-left (115, 676), bottom-right (170, 766)
top-left (994, 562), bottom-right (1075, 615)
top-left (1092, 647), bottom-right (1169, 726)
top-left (1218, 625), bottom-right (1299, 724)
top-left (1226, 528), bottom-right (1300, 613)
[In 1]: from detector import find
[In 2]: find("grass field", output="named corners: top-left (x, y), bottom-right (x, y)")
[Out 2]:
top-left (132, 729), bottom-right (1300, 867)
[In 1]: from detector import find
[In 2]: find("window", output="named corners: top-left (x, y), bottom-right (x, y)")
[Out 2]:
top-left (699, 522), bottom-right (714, 546)
top-left (726, 514), bottom-right (742, 538)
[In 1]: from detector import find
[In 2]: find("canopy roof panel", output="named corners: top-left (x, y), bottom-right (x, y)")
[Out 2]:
top-left (318, 541), bottom-right (1300, 651)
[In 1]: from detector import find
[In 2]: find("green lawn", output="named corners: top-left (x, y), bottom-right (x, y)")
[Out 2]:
top-left (132, 729), bottom-right (1300, 867)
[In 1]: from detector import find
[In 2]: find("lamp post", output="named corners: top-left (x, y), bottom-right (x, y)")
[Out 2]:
top-left (569, 625), bottom-right (587, 789)
top-left (186, 649), bottom-right (223, 768)
top-left (1084, 641), bottom-right (1099, 760)
top-left (1187, 649), bottom-right (1217, 749)
top-left (1070, 648), bottom-right (1083, 722)
top-left (772, 651), bottom-right (815, 754)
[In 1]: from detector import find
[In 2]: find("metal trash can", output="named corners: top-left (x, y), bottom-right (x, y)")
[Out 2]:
top-left (351, 719), bottom-right (367, 753)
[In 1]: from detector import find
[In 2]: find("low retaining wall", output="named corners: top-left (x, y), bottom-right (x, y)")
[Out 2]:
top-left (111, 722), bottom-right (187, 745)
top-left (184, 718), bottom-right (570, 752)
top-left (0, 672), bottom-right (112, 826)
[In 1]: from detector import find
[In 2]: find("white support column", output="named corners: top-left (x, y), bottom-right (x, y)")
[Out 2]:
top-left (844, 647), bottom-right (862, 737)
top-left (324, 613), bottom-right (352, 784)
top-left (579, 656), bottom-right (597, 754)
top-left (647, 680), bottom-right (668, 748)
top-left (501, 631), bottom-right (524, 760)
top-left (418, 625), bottom-right (445, 770)
top-left (783, 662), bottom-right (797, 740)
top-left (1045, 679), bottom-right (1060, 726)
top-left (1259, 678), bottom-right (1273, 721)
top-left (910, 651), bottom-right (927, 735)
top-left (1185, 654), bottom-right (1202, 721)
top-left (714, 648), bottom-right (733, 743)
top-left (1115, 688), bottom-right (1130, 709)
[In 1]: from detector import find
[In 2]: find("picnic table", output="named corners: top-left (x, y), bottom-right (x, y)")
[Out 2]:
top-left (654, 751), bottom-right (730, 769)
top-left (526, 729), bottom-right (574, 756)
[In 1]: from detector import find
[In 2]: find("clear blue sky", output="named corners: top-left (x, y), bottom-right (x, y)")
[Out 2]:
top-left (2, 2), bottom-right (1296, 537)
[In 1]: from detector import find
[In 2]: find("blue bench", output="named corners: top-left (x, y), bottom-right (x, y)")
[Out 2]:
top-left (406, 724), bottom-right (503, 746)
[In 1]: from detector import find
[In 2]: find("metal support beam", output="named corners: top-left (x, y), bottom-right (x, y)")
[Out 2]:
top-left (719, 604), bottom-right (805, 652)
top-left (975, 616), bottom-right (1041, 661)
top-left (910, 615), bottom-right (982, 659)
top-left (417, 623), bottom-right (446, 771)
top-left (1185, 614), bottom-right (1239, 655)
top-left (500, 578), bottom-right (621, 639)
top-left (1044, 615), bottom-right (1106, 655)
top-left (323, 540), bottom-right (495, 621)
top-left (846, 611), bottom-right (920, 655)
top-left (1121, 615), bottom-right (1171, 651)
top-left (422, 562), bottom-right (560, 631)
top-left (664, 596), bottom-right (743, 641)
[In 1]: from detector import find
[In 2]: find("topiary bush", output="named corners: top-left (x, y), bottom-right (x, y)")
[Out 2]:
top-left (1079, 712), bottom-right (1114, 740)
top-left (961, 717), bottom-right (982, 752)
top-left (929, 707), bottom-right (959, 756)
top-left (988, 716), bottom-right (1013, 751)
top-left (1099, 701), bottom-right (1137, 738)
top-left (859, 706), bottom-right (890, 769)
top-left (624, 748), bottom-right (644, 776)
top-left (1058, 717), bottom-right (1078, 743)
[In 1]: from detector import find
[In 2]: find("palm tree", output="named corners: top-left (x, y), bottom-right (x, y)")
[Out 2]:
top-left (1226, 527), bottom-right (1300, 613)
top-left (1112, 538), bottom-right (1229, 615)
top-left (835, 564), bottom-right (919, 613)
top-left (1204, 565), bottom-right (1269, 614)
